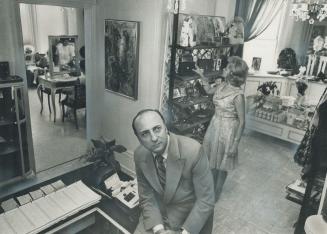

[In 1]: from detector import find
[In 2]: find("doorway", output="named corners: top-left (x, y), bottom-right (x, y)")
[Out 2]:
top-left (19, 3), bottom-right (87, 172)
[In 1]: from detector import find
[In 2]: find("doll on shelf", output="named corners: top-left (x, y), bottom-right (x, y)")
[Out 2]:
top-left (180, 16), bottom-right (196, 47)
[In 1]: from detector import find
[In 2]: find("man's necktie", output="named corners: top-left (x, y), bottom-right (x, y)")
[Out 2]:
top-left (155, 154), bottom-right (166, 188)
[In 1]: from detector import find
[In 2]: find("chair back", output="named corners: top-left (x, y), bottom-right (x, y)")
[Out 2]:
top-left (317, 56), bottom-right (327, 75)
top-left (306, 54), bottom-right (317, 76)
top-left (73, 83), bottom-right (86, 108)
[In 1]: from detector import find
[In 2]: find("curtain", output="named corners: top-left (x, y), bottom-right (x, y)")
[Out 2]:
top-left (236, 0), bottom-right (286, 42)
top-left (276, 1), bottom-right (313, 66)
top-left (19, 4), bottom-right (79, 53)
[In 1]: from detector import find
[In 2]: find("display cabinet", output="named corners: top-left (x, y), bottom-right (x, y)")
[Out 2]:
top-left (167, 10), bottom-right (241, 142)
top-left (0, 80), bottom-right (34, 186)
top-left (243, 74), bottom-right (327, 144)
top-left (169, 45), bottom-right (231, 142)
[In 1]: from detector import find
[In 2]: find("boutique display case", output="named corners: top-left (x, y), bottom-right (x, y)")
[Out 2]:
top-left (0, 80), bottom-right (34, 186)
top-left (244, 74), bottom-right (327, 144)
top-left (167, 11), bottom-right (242, 142)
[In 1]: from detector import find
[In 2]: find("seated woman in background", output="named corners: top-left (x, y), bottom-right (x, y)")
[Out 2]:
top-left (194, 56), bottom-right (249, 201)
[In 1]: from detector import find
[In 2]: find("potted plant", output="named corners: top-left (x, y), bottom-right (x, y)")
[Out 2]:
top-left (83, 137), bottom-right (126, 188)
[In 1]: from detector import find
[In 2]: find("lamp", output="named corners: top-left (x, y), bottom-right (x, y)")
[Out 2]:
top-left (290, 0), bottom-right (327, 24)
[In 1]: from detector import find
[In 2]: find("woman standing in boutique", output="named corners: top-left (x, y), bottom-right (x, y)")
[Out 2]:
top-left (195, 56), bottom-right (248, 201)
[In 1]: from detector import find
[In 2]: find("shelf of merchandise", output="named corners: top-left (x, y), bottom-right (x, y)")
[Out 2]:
top-left (246, 114), bottom-right (305, 144)
top-left (171, 44), bottom-right (233, 50)
top-left (171, 96), bottom-right (211, 109)
top-left (172, 116), bottom-right (212, 134)
top-left (166, 9), bottom-right (241, 143)
top-left (175, 70), bottom-right (223, 82)
top-left (0, 80), bottom-right (33, 186)
top-left (0, 119), bottom-right (15, 126)
top-left (0, 143), bottom-right (20, 156)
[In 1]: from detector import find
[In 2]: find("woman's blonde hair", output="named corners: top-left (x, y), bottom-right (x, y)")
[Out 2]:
top-left (225, 56), bottom-right (249, 87)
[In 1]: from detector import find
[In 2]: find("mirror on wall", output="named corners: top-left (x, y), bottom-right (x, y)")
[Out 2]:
top-left (48, 35), bottom-right (80, 75)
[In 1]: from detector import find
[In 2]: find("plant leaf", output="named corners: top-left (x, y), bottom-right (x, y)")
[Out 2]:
top-left (111, 145), bottom-right (127, 153)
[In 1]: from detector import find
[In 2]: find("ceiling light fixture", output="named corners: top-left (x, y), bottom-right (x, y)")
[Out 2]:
top-left (290, 0), bottom-right (327, 24)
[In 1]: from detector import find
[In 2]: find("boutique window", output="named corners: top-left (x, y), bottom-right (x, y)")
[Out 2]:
top-left (242, 4), bottom-right (287, 72)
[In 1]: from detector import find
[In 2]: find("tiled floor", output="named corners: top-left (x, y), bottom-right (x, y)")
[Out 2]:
top-left (28, 87), bottom-right (87, 172)
top-left (214, 130), bottom-right (302, 234)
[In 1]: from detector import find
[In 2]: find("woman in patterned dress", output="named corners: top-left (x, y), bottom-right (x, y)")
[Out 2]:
top-left (195, 56), bottom-right (248, 200)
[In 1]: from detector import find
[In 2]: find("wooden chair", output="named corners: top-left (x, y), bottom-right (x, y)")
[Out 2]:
top-left (306, 54), bottom-right (317, 76)
top-left (38, 69), bottom-right (63, 114)
top-left (61, 82), bottom-right (86, 129)
top-left (40, 87), bottom-right (63, 114)
top-left (317, 56), bottom-right (327, 75)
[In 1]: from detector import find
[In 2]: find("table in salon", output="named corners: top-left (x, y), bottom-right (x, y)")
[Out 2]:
top-left (37, 75), bottom-right (79, 122)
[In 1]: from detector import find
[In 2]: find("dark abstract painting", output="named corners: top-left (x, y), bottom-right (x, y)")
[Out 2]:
top-left (105, 19), bottom-right (139, 99)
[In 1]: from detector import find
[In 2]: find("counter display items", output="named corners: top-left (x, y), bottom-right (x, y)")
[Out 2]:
top-left (247, 81), bottom-right (315, 132)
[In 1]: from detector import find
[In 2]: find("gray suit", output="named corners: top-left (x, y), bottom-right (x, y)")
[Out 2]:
top-left (134, 133), bottom-right (215, 234)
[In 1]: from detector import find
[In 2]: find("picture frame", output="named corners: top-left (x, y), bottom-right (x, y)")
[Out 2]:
top-left (104, 19), bottom-right (140, 100)
top-left (252, 57), bottom-right (262, 71)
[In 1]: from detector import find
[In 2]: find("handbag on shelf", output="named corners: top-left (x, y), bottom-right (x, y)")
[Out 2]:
top-left (177, 53), bottom-right (196, 76)
top-left (197, 59), bottom-right (214, 72)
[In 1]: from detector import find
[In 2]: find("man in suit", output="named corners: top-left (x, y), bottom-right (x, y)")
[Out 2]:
top-left (132, 109), bottom-right (215, 234)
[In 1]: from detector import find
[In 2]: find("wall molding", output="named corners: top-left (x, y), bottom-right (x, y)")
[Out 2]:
top-left (17, 0), bottom-right (96, 8)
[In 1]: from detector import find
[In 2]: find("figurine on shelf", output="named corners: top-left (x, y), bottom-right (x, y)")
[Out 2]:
top-left (297, 66), bottom-right (306, 77)
top-left (180, 16), bottom-right (197, 47)
top-left (226, 16), bottom-right (244, 45)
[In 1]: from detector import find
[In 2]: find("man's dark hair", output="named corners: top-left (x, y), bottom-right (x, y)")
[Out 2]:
top-left (132, 109), bottom-right (166, 135)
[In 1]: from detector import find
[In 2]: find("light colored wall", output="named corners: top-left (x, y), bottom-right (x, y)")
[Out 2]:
top-left (95, 0), bottom-right (166, 171)
top-left (215, 0), bottom-right (236, 22)
top-left (0, 0), bottom-right (16, 73)
top-left (94, 0), bottom-right (222, 172)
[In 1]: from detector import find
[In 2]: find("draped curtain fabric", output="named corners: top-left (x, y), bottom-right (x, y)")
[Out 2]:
top-left (236, 0), bottom-right (286, 42)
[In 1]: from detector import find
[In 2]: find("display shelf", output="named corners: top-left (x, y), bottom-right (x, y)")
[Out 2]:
top-left (171, 96), bottom-right (210, 109)
top-left (173, 44), bottom-right (233, 50)
top-left (175, 70), bottom-right (223, 81)
top-left (167, 11), bottom-right (241, 143)
top-left (172, 116), bottom-right (211, 133)
top-left (246, 114), bottom-right (305, 144)
top-left (0, 80), bottom-right (33, 186)
top-left (0, 143), bottom-right (20, 156)
top-left (0, 118), bottom-right (15, 127)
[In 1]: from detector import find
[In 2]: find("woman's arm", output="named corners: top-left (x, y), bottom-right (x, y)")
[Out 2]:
top-left (229, 94), bottom-right (246, 154)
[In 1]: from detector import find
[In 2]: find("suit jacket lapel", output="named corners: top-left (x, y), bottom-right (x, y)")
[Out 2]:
top-left (140, 150), bottom-right (164, 195)
top-left (164, 134), bottom-right (185, 203)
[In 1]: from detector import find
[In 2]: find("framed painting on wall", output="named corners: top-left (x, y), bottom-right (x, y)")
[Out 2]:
top-left (104, 19), bottom-right (140, 100)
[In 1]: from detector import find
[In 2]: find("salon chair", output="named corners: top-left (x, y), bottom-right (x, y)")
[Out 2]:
top-left (61, 82), bottom-right (86, 129)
